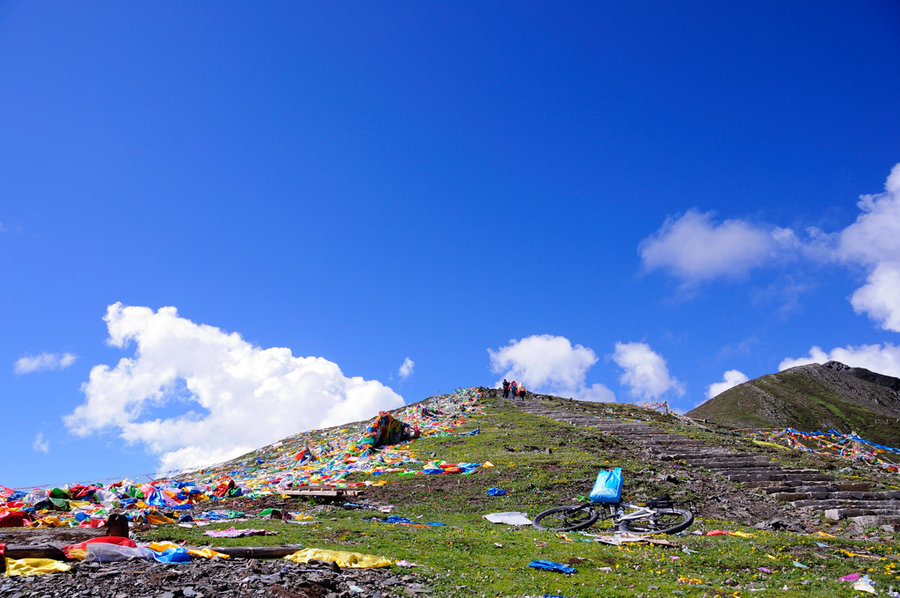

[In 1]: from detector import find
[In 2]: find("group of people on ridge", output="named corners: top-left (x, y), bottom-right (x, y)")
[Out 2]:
top-left (501, 378), bottom-right (526, 399)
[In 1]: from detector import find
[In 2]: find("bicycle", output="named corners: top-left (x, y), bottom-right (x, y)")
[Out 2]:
top-left (532, 494), bottom-right (694, 535)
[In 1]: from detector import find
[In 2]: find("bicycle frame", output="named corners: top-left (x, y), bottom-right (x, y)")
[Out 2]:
top-left (595, 502), bottom-right (654, 525)
top-left (615, 503), bottom-right (655, 524)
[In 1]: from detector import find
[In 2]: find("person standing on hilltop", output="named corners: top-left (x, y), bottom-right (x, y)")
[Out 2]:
top-left (510, 380), bottom-right (518, 399)
top-left (502, 379), bottom-right (510, 398)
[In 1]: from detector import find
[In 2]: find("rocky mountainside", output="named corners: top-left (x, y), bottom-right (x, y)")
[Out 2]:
top-left (687, 361), bottom-right (900, 446)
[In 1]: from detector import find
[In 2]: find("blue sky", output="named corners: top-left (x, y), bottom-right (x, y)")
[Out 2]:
top-left (2, 2), bottom-right (900, 489)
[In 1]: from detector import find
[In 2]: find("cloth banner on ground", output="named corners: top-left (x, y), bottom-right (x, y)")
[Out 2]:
top-left (4, 558), bottom-right (72, 577)
top-left (85, 543), bottom-right (156, 562)
top-left (284, 548), bottom-right (392, 568)
top-left (355, 412), bottom-right (420, 455)
top-left (0, 511), bottom-right (29, 528)
top-left (528, 560), bottom-right (576, 574)
top-left (63, 535), bottom-right (137, 560)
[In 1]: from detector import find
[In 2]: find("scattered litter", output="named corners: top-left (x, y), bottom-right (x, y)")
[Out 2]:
top-left (838, 573), bottom-right (860, 582)
top-left (583, 534), bottom-right (674, 547)
top-left (204, 527), bottom-right (271, 538)
top-left (284, 548), bottom-right (392, 568)
top-left (3, 557), bottom-right (72, 577)
top-left (851, 575), bottom-right (876, 594)
top-left (483, 511), bottom-right (532, 526)
top-left (528, 560), bottom-right (576, 574)
top-left (487, 487), bottom-right (507, 496)
top-left (364, 516), bottom-right (445, 527)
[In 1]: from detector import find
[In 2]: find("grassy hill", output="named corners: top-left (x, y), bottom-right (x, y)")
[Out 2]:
top-left (133, 390), bottom-right (900, 597)
top-left (687, 361), bottom-right (900, 447)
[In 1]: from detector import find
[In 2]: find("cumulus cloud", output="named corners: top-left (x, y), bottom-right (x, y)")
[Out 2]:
top-left (706, 369), bottom-right (749, 399)
top-left (639, 209), bottom-right (792, 282)
top-left (488, 334), bottom-right (615, 401)
top-left (15, 352), bottom-right (77, 374)
top-left (836, 163), bottom-right (900, 332)
top-left (32, 432), bottom-right (49, 453)
top-left (398, 357), bottom-right (414, 380)
top-left (778, 343), bottom-right (900, 378)
top-left (64, 303), bottom-right (405, 473)
top-left (611, 342), bottom-right (684, 400)
top-left (639, 164), bottom-right (900, 333)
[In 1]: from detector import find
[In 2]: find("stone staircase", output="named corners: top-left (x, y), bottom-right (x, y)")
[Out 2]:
top-left (517, 398), bottom-right (900, 529)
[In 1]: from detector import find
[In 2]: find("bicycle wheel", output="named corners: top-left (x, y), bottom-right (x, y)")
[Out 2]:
top-left (619, 507), bottom-right (693, 535)
top-left (532, 505), bottom-right (599, 532)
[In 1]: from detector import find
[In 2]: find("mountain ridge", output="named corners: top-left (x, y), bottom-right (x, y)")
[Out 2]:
top-left (687, 361), bottom-right (900, 447)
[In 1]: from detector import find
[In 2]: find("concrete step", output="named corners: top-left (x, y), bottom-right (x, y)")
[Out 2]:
top-left (848, 515), bottom-right (900, 529)
top-left (825, 508), bottom-right (900, 520)
top-left (688, 452), bottom-right (778, 467)
top-left (772, 489), bottom-right (897, 501)
top-left (831, 490), bottom-right (900, 500)
top-left (794, 499), bottom-right (900, 510)
top-left (658, 450), bottom-right (736, 460)
top-left (760, 482), bottom-right (873, 494)
top-left (681, 457), bottom-right (774, 468)
top-left (694, 465), bottom-right (779, 473)
top-left (771, 492), bottom-right (835, 501)
top-left (728, 471), bottom-right (835, 483)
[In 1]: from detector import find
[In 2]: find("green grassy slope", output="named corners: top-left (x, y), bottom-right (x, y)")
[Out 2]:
top-left (144, 393), bottom-right (900, 597)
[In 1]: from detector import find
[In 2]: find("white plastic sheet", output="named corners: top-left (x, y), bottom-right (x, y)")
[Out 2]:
top-left (482, 511), bottom-right (533, 525)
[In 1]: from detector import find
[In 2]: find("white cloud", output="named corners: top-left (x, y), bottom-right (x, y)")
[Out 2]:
top-left (398, 357), bottom-right (414, 380)
top-left (638, 164), bottom-right (900, 332)
top-left (778, 343), bottom-right (900, 378)
top-left (849, 263), bottom-right (900, 331)
top-left (611, 342), bottom-right (684, 400)
top-left (836, 163), bottom-right (900, 332)
top-left (706, 369), bottom-right (749, 399)
top-left (15, 352), bottom-right (77, 374)
top-left (639, 209), bottom-right (788, 282)
top-left (32, 432), bottom-right (49, 453)
top-left (488, 334), bottom-right (615, 401)
top-left (64, 303), bottom-right (405, 473)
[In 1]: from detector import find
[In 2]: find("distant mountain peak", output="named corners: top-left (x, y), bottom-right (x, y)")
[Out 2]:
top-left (688, 361), bottom-right (900, 446)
